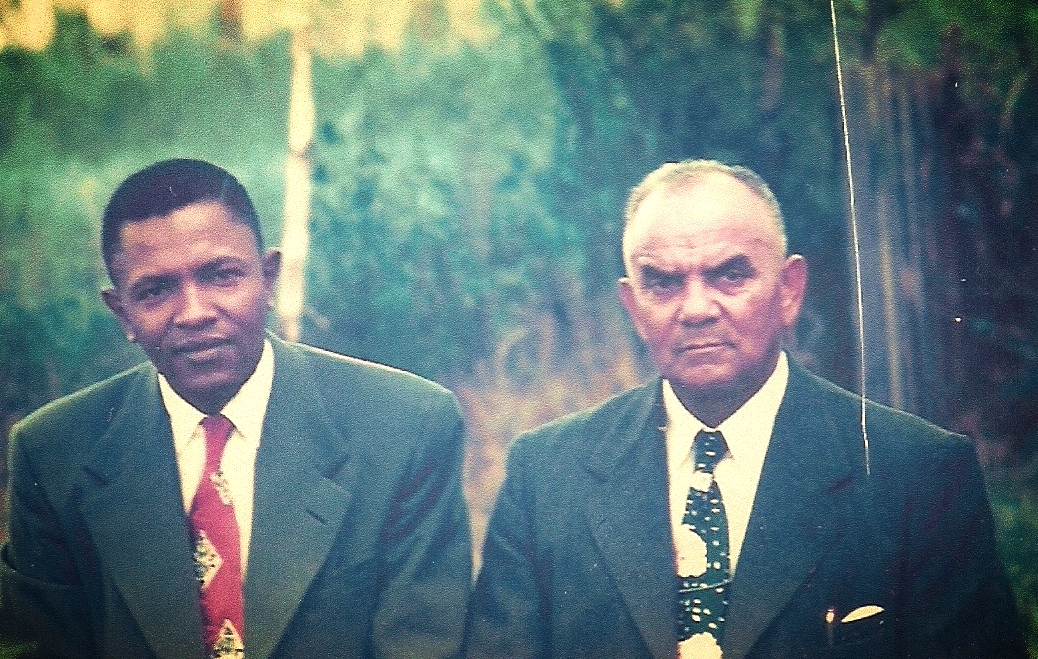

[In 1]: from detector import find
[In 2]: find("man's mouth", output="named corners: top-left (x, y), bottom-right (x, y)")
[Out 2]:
top-left (680, 341), bottom-right (728, 353)
top-left (171, 338), bottom-right (231, 360)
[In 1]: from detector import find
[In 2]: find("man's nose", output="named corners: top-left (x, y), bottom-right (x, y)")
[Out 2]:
top-left (174, 283), bottom-right (217, 327)
top-left (677, 280), bottom-right (719, 324)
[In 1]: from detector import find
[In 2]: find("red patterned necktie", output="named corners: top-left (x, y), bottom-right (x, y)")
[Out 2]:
top-left (190, 415), bottom-right (245, 659)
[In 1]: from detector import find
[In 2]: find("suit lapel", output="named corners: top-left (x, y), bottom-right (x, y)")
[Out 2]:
top-left (585, 381), bottom-right (677, 659)
top-left (244, 339), bottom-right (356, 659)
top-left (80, 366), bottom-right (204, 659)
top-left (722, 365), bottom-right (855, 659)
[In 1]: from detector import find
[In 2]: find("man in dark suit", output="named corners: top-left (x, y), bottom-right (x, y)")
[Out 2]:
top-left (1, 159), bottom-right (471, 659)
top-left (465, 160), bottom-right (1026, 658)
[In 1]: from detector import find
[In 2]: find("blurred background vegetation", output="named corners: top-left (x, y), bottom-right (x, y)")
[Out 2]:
top-left (1, 0), bottom-right (1037, 654)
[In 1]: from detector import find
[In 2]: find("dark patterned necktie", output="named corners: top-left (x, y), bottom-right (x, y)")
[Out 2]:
top-left (190, 415), bottom-right (245, 659)
top-left (676, 429), bottom-right (731, 654)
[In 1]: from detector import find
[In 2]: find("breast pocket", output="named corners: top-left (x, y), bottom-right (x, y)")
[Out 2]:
top-left (818, 608), bottom-right (892, 659)
top-left (833, 606), bottom-right (886, 643)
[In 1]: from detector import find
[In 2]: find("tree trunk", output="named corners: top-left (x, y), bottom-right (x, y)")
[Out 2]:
top-left (276, 27), bottom-right (315, 342)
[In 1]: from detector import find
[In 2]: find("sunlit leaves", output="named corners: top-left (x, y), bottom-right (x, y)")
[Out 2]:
top-left (731, 0), bottom-right (763, 38)
top-left (236, 0), bottom-right (490, 57)
top-left (1, 0), bottom-right (492, 55)
top-left (0, 0), bottom-right (57, 51)
top-left (0, 0), bottom-right (220, 52)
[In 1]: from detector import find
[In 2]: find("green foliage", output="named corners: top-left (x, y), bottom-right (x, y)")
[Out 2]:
top-left (531, 0), bottom-right (852, 256)
top-left (0, 104), bottom-right (130, 418)
top-left (0, 641), bottom-right (33, 658)
top-left (306, 25), bottom-right (576, 377)
top-left (990, 485), bottom-right (1038, 656)
top-left (869, 0), bottom-right (1035, 76)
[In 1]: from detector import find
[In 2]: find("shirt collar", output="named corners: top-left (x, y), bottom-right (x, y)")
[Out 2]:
top-left (159, 339), bottom-right (275, 455)
top-left (663, 351), bottom-right (790, 471)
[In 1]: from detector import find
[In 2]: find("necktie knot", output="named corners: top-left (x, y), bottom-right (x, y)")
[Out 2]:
top-left (200, 415), bottom-right (233, 469)
top-left (201, 414), bottom-right (233, 447)
top-left (692, 429), bottom-right (728, 474)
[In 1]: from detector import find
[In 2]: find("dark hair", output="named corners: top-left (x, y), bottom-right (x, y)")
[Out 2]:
top-left (101, 158), bottom-right (263, 282)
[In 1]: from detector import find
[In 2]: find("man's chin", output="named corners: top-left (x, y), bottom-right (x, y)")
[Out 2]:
top-left (666, 364), bottom-right (737, 392)
top-left (165, 369), bottom-right (246, 412)
top-left (667, 361), bottom-right (777, 408)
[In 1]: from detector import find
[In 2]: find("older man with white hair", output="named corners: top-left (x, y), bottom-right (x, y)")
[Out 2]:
top-left (465, 159), bottom-right (1025, 659)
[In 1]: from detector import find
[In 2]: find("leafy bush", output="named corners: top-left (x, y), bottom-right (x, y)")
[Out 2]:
top-left (990, 484), bottom-right (1038, 657)
top-left (306, 23), bottom-right (580, 378)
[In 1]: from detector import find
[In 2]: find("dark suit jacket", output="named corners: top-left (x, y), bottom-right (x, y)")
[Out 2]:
top-left (465, 361), bottom-right (1026, 659)
top-left (1, 336), bottom-right (472, 659)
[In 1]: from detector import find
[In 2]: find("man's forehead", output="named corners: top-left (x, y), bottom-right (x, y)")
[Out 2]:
top-left (120, 200), bottom-right (252, 244)
top-left (628, 228), bottom-right (770, 270)
top-left (110, 201), bottom-right (257, 283)
top-left (624, 176), bottom-right (784, 261)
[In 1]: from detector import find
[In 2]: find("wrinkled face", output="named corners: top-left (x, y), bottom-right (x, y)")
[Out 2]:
top-left (619, 173), bottom-right (806, 414)
top-left (103, 200), bottom-right (281, 413)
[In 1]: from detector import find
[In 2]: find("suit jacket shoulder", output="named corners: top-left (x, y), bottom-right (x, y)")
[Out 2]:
top-left (269, 339), bottom-right (463, 470)
top-left (7, 363), bottom-right (158, 507)
top-left (285, 341), bottom-right (456, 403)
top-left (790, 365), bottom-right (981, 493)
top-left (11, 362), bottom-right (153, 443)
top-left (254, 338), bottom-right (471, 659)
top-left (800, 366), bottom-right (962, 438)
top-left (505, 379), bottom-right (660, 472)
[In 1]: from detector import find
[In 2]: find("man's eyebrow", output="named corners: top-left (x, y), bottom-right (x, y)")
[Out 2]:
top-left (705, 254), bottom-right (754, 274)
top-left (128, 273), bottom-right (176, 293)
top-left (197, 256), bottom-right (246, 271)
top-left (638, 263), bottom-right (681, 277)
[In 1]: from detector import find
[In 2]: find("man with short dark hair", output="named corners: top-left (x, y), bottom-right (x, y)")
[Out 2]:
top-left (465, 160), bottom-right (1026, 659)
top-left (1, 159), bottom-right (472, 659)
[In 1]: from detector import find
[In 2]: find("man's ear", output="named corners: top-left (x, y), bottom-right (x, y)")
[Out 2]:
top-left (618, 277), bottom-right (635, 315)
top-left (262, 250), bottom-right (282, 282)
top-left (780, 254), bottom-right (808, 328)
top-left (261, 250), bottom-right (282, 305)
top-left (101, 288), bottom-right (135, 341)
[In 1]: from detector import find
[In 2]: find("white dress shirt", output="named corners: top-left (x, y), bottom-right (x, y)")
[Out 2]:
top-left (664, 351), bottom-right (789, 573)
top-left (158, 340), bottom-right (274, 574)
